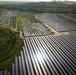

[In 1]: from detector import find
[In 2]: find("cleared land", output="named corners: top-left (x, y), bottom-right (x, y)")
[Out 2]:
top-left (37, 13), bottom-right (76, 32)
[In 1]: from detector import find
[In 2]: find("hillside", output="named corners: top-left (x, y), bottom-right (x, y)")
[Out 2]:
top-left (0, 1), bottom-right (76, 14)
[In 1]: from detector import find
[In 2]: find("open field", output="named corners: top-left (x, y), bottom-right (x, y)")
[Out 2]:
top-left (16, 11), bottom-right (22, 31)
top-left (0, 27), bottom-right (22, 71)
top-left (60, 14), bottom-right (76, 21)
top-left (65, 14), bottom-right (76, 19)
top-left (37, 13), bottom-right (76, 32)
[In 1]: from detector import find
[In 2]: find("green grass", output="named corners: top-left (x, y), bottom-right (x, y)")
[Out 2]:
top-left (0, 26), bottom-right (22, 71)
top-left (69, 31), bottom-right (76, 34)
top-left (16, 11), bottom-right (22, 31)
top-left (65, 14), bottom-right (76, 19)
top-left (59, 14), bottom-right (76, 22)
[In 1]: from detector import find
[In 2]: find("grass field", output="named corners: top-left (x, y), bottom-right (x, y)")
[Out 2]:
top-left (66, 14), bottom-right (76, 19)
top-left (59, 14), bottom-right (76, 22)
top-left (16, 12), bottom-right (22, 31)
top-left (0, 26), bottom-right (22, 71)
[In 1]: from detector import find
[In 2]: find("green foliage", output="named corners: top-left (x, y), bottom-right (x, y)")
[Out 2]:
top-left (0, 27), bottom-right (22, 71)
top-left (16, 2), bottom-right (76, 14)
top-left (16, 11), bottom-right (22, 31)
top-left (65, 14), bottom-right (76, 19)
top-left (0, 2), bottom-right (76, 14)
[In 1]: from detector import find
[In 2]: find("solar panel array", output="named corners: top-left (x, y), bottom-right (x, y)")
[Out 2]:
top-left (22, 17), bottom-right (52, 37)
top-left (37, 14), bottom-right (76, 32)
top-left (0, 34), bottom-right (76, 75)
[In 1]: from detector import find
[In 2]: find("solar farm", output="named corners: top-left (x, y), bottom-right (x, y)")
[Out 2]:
top-left (37, 13), bottom-right (76, 32)
top-left (0, 10), bottom-right (76, 75)
top-left (0, 10), bottom-right (16, 28)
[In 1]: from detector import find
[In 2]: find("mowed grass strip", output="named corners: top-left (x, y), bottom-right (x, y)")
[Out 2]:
top-left (16, 11), bottom-right (22, 31)
top-left (59, 14), bottom-right (76, 22)
top-left (0, 27), bottom-right (22, 71)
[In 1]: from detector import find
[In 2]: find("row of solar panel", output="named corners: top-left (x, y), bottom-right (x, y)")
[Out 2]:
top-left (0, 34), bottom-right (76, 75)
